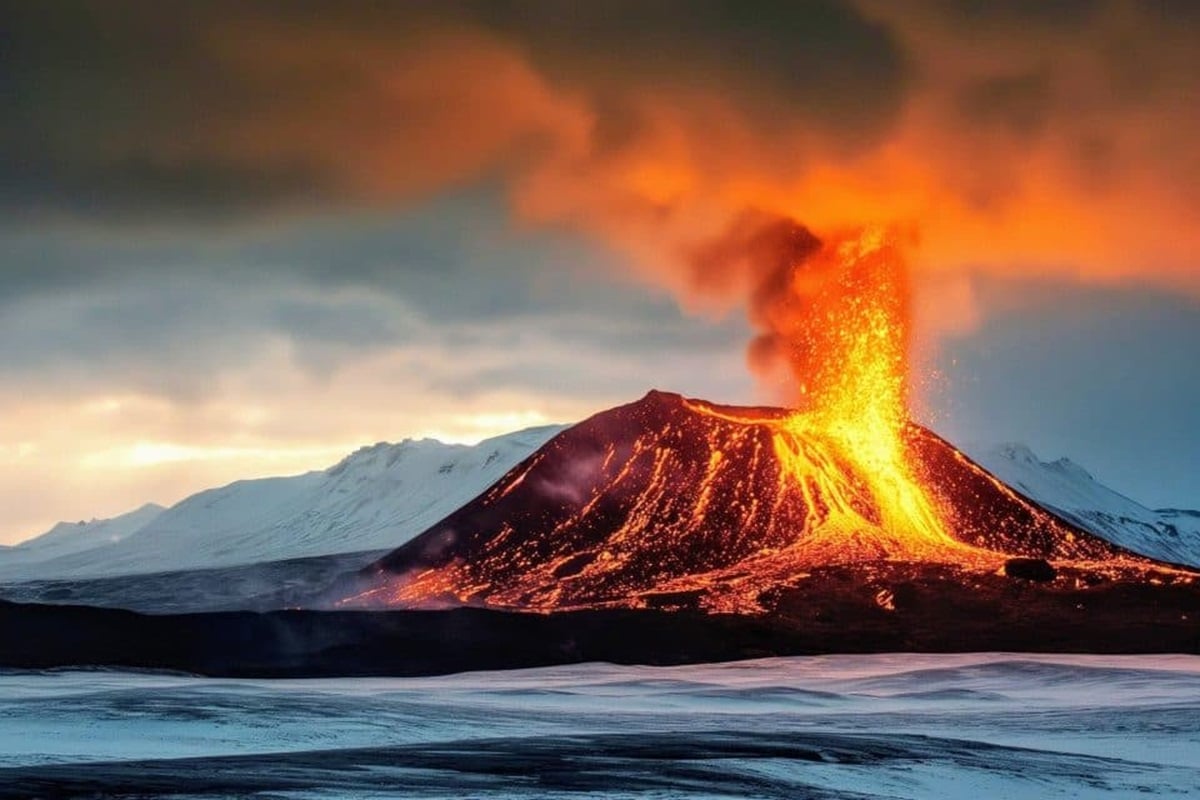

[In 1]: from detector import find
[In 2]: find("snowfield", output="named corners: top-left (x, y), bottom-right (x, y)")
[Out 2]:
top-left (0, 654), bottom-right (1197, 798)
top-left (0, 503), bottom-right (165, 567)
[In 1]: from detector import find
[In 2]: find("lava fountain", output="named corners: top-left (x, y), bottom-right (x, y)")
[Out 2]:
top-left (741, 224), bottom-right (984, 565)
top-left (337, 223), bottom-right (1174, 614)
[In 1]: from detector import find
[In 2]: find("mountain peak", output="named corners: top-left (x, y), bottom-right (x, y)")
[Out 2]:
top-left (992, 442), bottom-right (1040, 465)
top-left (987, 443), bottom-right (1097, 484)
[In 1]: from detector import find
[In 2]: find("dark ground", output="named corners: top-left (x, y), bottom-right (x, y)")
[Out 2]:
top-left (0, 549), bottom-right (386, 613)
top-left (2, 562), bottom-right (1196, 678)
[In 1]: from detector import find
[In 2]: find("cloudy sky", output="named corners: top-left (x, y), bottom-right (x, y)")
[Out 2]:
top-left (2, 0), bottom-right (1197, 544)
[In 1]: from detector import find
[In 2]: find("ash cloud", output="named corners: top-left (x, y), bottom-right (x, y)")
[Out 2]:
top-left (2, 1), bottom-right (1195, 310)
top-left (1, 0), bottom-right (1198, 404)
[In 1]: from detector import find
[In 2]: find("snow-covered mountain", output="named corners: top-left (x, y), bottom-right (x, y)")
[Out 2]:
top-left (0, 426), bottom-right (565, 581)
top-left (2, 504), bottom-right (165, 568)
top-left (973, 443), bottom-right (1200, 568)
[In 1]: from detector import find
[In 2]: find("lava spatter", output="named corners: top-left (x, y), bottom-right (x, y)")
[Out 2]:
top-left (340, 391), bottom-right (1161, 614)
top-left (339, 230), bottom-right (1174, 614)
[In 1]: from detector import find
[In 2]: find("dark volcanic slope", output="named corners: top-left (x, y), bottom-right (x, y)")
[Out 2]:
top-left (344, 391), bottom-right (1163, 613)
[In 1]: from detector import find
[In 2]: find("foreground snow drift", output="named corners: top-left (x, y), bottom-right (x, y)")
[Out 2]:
top-left (0, 654), bottom-right (1197, 798)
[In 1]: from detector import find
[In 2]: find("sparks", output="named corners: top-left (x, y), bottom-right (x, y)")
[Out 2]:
top-left (339, 231), bottom-right (1169, 615)
top-left (764, 227), bottom-right (984, 564)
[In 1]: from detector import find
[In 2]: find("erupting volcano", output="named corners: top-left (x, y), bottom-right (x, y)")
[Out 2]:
top-left (341, 389), bottom-right (1168, 613)
top-left (5, 237), bottom-right (1197, 679)
top-left (342, 229), bottom-right (1186, 615)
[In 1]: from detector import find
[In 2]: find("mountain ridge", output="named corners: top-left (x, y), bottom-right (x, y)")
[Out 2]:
top-left (973, 442), bottom-right (1200, 567)
top-left (0, 425), bottom-right (566, 581)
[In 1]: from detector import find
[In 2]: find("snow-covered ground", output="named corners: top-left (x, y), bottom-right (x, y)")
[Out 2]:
top-left (0, 425), bottom-right (564, 581)
top-left (974, 443), bottom-right (1200, 567)
top-left (0, 654), bottom-right (1197, 798)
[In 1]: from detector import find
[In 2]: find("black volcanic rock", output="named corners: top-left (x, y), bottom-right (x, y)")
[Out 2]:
top-left (343, 391), bottom-right (1161, 612)
top-left (2, 561), bottom-right (1197, 677)
top-left (1004, 558), bottom-right (1058, 582)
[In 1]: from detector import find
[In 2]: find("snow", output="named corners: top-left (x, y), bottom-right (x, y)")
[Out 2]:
top-left (0, 425), bottom-right (564, 581)
top-left (973, 442), bottom-right (1200, 567)
top-left (1, 654), bottom-right (1197, 797)
top-left (0, 503), bottom-right (164, 568)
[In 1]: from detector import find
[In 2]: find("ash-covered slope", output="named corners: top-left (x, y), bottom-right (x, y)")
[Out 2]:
top-left (0, 426), bottom-right (564, 581)
top-left (973, 444), bottom-right (1200, 568)
top-left (349, 392), bottom-right (1166, 613)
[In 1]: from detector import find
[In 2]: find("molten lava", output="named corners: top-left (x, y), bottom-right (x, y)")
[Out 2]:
top-left (338, 228), bottom-right (1178, 614)
top-left (339, 388), bottom-right (1164, 614)
top-left (749, 226), bottom-right (977, 565)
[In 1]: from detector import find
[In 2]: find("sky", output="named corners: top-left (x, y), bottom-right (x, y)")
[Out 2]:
top-left (1, 0), bottom-right (1197, 544)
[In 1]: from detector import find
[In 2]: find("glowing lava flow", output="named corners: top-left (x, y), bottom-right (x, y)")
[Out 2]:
top-left (339, 228), bottom-right (1174, 614)
top-left (752, 227), bottom-right (987, 564)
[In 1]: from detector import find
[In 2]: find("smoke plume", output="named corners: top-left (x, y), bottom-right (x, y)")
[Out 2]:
top-left (5, 1), bottom-right (1198, 398)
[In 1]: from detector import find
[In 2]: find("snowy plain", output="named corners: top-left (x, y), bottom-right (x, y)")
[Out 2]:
top-left (1, 654), bottom-right (1198, 798)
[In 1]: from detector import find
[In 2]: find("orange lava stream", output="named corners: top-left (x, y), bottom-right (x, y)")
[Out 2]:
top-left (338, 228), bottom-right (1186, 615)
top-left (751, 227), bottom-right (989, 565)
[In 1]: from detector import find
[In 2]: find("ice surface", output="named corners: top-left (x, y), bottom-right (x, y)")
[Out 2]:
top-left (0, 653), bottom-right (1197, 798)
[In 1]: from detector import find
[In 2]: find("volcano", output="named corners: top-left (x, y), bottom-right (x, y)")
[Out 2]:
top-left (4, 391), bottom-right (1196, 678)
top-left (342, 391), bottom-right (1182, 614)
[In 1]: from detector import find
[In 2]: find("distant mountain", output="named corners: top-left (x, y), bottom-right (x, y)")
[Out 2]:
top-left (0, 426), bottom-right (565, 581)
top-left (972, 443), bottom-right (1200, 568)
top-left (2, 504), bottom-right (165, 570)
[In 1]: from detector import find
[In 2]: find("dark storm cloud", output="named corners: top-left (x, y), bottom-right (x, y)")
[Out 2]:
top-left (1, 0), bottom-right (1197, 300)
top-left (919, 0), bottom-right (1104, 27)
top-left (471, 0), bottom-right (908, 144)
top-left (2, 1), bottom-right (1196, 279)
top-left (0, 187), bottom-right (751, 402)
top-left (2, 1), bottom-right (334, 220)
top-left (954, 70), bottom-right (1053, 140)
top-left (0, 188), bottom-right (540, 305)
top-left (0, 0), bottom-right (908, 222)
